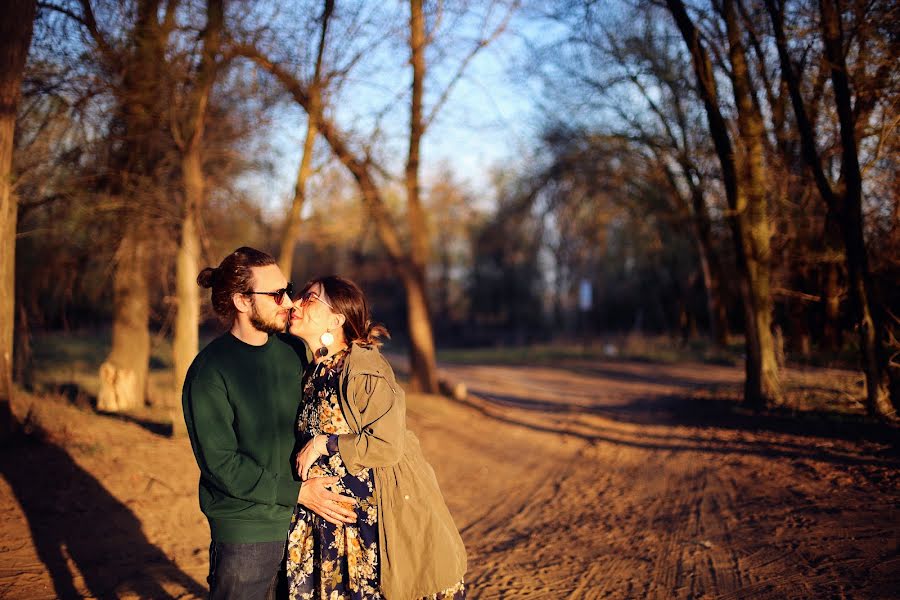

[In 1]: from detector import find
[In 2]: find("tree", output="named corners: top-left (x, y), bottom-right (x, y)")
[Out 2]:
top-left (234, 0), bottom-right (517, 392)
top-left (95, 0), bottom-right (179, 412)
top-left (277, 0), bottom-right (333, 279)
top-left (172, 0), bottom-right (225, 433)
top-left (604, 19), bottom-right (732, 346)
top-left (764, 0), bottom-right (898, 416)
top-left (27, 0), bottom-right (278, 404)
top-left (523, 3), bottom-right (734, 345)
top-left (0, 0), bottom-right (37, 437)
top-left (665, 0), bottom-right (784, 408)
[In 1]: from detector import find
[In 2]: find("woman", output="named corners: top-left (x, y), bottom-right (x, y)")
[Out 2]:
top-left (287, 275), bottom-right (467, 600)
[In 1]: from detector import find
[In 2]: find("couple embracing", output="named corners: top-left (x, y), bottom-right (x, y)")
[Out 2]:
top-left (182, 247), bottom-right (467, 600)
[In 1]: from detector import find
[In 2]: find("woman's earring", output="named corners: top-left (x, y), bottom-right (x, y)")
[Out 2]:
top-left (317, 331), bottom-right (334, 357)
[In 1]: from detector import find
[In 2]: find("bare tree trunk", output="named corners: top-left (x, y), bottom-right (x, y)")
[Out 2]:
top-left (98, 231), bottom-right (151, 412)
top-left (821, 208), bottom-right (844, 351)
top-left (278, 0), bottom-right (332, 278)
top-left (279, 119), bottom-right (317, 278)
top-left (0, 0), bottom-right (36, 437)
top-left (688, 185), bottom-right (730, 347)
top-left (172, 0), bottom-right (223, 434)
top-left (666, 0), bottom-right (783, 409)
top-left (13, 296), bottom-right (33, 390)
top-left (403, 0), bottom-right (440, 393)
top-left (172, 161), bottom-right (201, 430)
top-left (610, 27), bottom-right (731, 348)
top-left (403, 269), bottom-right (439, 392)
top-left (662, 165), bottom-right (730, 347)
top-left (99, 0), bottom-right (173, 414)
top-left (723, 0), bottom-right (783, 408)
top-left (819, 0), bottom-right (895, 415)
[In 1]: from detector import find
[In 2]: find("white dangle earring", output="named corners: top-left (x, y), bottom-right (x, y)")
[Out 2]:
top-left (317, 331), bottom-right (335, 358)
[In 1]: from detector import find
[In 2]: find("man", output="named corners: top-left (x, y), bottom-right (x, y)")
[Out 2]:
top-left (183, 247), bottom-right (356, 599)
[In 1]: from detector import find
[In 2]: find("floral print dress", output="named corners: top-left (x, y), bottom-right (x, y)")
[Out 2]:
top-left (286, 349), bottom-right (465, 600)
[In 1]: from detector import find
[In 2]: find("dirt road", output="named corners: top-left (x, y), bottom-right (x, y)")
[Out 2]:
top-left (430, 360), bottom-right (899, 599)
top-left (1, 358), bottom-right (898, 598)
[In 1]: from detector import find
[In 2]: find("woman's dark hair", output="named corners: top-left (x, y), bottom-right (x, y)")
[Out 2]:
top-left (303, 275), bottom-right (389, 347)
top-left (197, 246), bottom-right (276, 324)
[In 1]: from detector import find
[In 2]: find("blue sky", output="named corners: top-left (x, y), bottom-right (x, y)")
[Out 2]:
top-left (245, 3), bottom-right (565, 217)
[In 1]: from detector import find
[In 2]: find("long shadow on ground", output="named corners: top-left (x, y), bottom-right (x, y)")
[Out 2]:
top-left (48, 382), bottom-right (174, 437)
top-left (0, 436), bottom-right (204, 599)
top-left (456, 388), bottom-right (900, 467)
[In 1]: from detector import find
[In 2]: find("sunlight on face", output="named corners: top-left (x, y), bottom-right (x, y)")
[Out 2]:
top-left (289, 283), bottom-right (334, 344)
top-left (247, 264), bottom-right (291, 333)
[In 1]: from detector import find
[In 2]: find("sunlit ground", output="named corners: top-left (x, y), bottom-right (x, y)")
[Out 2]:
top-left (2, 330), bottom-right (896, 598)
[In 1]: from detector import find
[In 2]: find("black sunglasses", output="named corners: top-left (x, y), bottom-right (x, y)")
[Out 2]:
top-left (246, 282), bottom-right (294, 306)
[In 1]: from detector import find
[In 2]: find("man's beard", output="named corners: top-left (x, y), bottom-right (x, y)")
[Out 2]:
top-left (249, 299), bottom-right (286, 334)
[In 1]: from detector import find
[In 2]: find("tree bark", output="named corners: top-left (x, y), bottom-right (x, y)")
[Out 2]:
top-left (173, 0), bottom-right (224, 434)
top-left (0, 0), bottom-right (36, 437)
top-left (279, 117), bottom-right (317, 279)
top-left (685, 178), bottom-right (730, 347)
top-left (660, 162), bottom-right (730, 347)
top-left (172, 159), bottom-right (201, 429)
top-left (99, 0), bottom-right (171, 413)
top-left (98, 231), bottom-right (151, 412)
top-left (819, 0), bottom-right (895, 415)
top-left (403, 269), bottom-right (439, 392)
top-left (278, 0), bottom-right (332, 278)
top-left (403, 0), bottom-right (440, 392)
top-left (722, 0), bottom-right (783, 408)
top-left (665, 0), bottom-right (783, 409)
top-left (821, 208), bottom-right (844, 351)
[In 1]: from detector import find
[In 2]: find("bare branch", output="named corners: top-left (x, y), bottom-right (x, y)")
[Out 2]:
top-left (423, 1), bottom-right (519, 130)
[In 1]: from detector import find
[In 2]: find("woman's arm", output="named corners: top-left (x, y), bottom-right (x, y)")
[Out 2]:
top-left (337, 372), bottom-right (406, 474)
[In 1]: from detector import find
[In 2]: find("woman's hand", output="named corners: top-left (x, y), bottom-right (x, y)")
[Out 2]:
top-left (298, 476), bottom-right (357, 525)
top-left (296, 434), bottom-right (329, 480)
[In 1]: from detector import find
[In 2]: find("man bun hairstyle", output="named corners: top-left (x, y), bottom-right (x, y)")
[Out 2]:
top-left (198, 246), bottom-right (276, 324)
top-left (304, 275), bottom-right (389, 347)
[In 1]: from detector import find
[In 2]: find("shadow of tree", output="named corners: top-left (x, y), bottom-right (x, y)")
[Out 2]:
top-left (456, 387), bottom-right (900, 467)
top-left (618, 394), bottom-right (900, 450)
top-left (0, 437), bottom-right (205, 599)
top-left (46, 382), bottom-right (174, 437)
top-left (95, 412), bottom-right (174, 437)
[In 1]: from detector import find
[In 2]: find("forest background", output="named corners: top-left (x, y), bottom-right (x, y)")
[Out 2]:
top-left (1, 0), bottom-right (898, 432)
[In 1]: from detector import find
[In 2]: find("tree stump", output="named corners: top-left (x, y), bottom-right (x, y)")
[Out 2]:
top-left (97, 362), bottom-right (141, 412)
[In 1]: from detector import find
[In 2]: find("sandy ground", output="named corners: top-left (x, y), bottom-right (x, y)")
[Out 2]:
top-left (1, 358), bottom-right (898, 599)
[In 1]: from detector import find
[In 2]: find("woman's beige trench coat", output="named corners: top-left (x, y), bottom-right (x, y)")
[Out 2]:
top-left (335, 342), bottom-right (467, 599)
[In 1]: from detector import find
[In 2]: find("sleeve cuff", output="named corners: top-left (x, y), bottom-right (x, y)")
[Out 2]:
top-left (336, 433), bottom-right (361, 474)
top-left (326, 434), bottom-right (339, 455)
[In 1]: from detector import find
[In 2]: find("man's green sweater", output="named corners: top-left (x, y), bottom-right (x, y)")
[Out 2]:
top-left (182, 332), bottom-right (308, 543)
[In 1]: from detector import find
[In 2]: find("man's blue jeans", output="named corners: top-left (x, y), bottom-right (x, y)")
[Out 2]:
top-left (208, 540), bottom-right (286, 600)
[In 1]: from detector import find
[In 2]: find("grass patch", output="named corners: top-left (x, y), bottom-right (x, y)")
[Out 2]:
top-left (437, 335), bottom-right (743, 367)
top-left (28, 328), bottom-right (208, 413)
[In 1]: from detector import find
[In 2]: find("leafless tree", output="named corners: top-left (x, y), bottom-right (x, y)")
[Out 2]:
top-left (0, 0), bottom-right (37, 437)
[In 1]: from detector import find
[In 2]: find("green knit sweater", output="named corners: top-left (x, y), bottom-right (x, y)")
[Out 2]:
top-left (182, 332), bottom-right (308, 543)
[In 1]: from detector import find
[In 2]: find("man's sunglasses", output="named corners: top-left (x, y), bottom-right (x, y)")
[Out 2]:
top-left (246, 282), bottom-right (294, 306)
